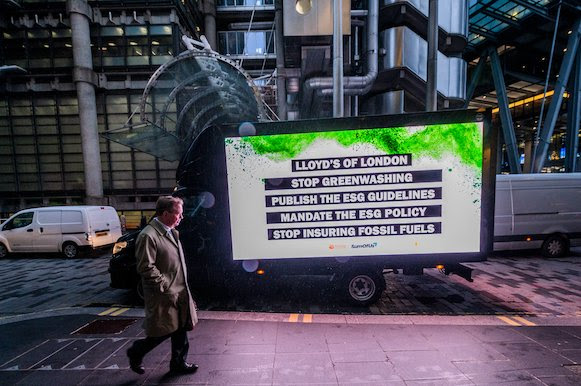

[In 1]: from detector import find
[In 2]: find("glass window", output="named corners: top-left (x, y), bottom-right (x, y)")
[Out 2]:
top-left (62, 210), bottom-right (83, 224)
top-left (3, 31), bottom-right (25, 39)
top-left (218, 31), bottom-right (274, 55)
top-left (126, 26), bottom-right (148, 36)
top-left (53, 38), bottom-right (73, 67)
top-left (101, 27), bottom-right (124, 37)
top-left (151, 36), bottom-right (172, 61)
top-left (52, 29), bottom-right (71, 38)
top-left (3, 38), bottom-right (27, 61)
top-left (27, 29), bottom-right (50, 39)
top-left (37, 210), bottom-right (61, 225)
top-left (150, 25), bottom-right (172, 35)
top-left (3, 212), bottom-right (33, 230)
top-left (126, 36), bottom-right (149, 66)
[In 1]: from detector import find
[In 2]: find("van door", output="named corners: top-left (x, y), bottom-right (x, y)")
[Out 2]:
top-left (1, 211), bottom-right (35, 252)
top-left (87, 207), bottom-right (118, 247)
top-left (493, 179), bottom-right (513, 250)
top-left (34, 210), bottom-right (63, 252)
top-left (104, 208), bottom-right (122, 244)
top-left (512, 183), bottom-right (555, 236)
top-left (61, 210), bottom-right (86, 245)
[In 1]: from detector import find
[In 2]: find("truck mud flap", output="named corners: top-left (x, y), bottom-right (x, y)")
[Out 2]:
top-left (444, 263), bottom-right (473, 282)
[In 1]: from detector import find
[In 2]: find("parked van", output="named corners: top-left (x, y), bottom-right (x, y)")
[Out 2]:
top-left (494, 173), bottom-right (581, 257)
top-left (0, 206), bottom-right (122, 258)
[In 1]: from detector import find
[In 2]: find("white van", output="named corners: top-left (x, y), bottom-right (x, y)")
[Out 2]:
top-left (494, 173), bottom-right (581, 257)
top-left (0, 206), bottom-right (122, 258)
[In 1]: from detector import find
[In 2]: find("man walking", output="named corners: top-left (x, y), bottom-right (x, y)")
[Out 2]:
top-left (127, 196), bottom-right (198, 375)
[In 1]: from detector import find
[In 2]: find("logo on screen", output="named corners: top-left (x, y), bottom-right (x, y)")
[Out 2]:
top-left (351, 242), bottom-right (378, 249)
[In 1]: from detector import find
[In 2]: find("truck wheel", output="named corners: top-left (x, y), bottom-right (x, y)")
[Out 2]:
top-left (541, 235), bottom-right (568, 258)
top-left (0, 243), bottom-right (8, 259)
top-left (62, 242), bottom-right (79, 258)
top-left (342, 271), bottom-right (386, 306)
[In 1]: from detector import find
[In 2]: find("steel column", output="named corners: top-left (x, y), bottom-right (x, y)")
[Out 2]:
top-left (489, 47), bottom-right (522, 174)
top-left (533, 18), bottom-right (581, 172)
top-left (464, 51), bottom-right (487, 108)
top-left (565, 49), bottom-right (581, 172)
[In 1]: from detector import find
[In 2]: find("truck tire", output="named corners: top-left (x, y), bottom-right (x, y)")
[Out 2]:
top-left (0, 243), bottom-right (8, 259)
top-left (541, 235), bottom-right (568, 258)
top-left (62, 242), bottom-right (79, 258)
top-left (342, 271), bottom-right (386, 306)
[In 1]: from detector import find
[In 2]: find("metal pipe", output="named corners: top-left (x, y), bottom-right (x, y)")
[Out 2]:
top-left (275, 0), bottom-right (287, 120)
top-left (204, 15), bottom-right (217, 50)
top-left (203, 0), bottom-right (217, 50)
top-left (426, 0), bottom-right (438, 111)
top-left (305, 0), bottom-right (378, 99)
top-left (333, 0), bottom-right (344, 117)
top-left (67, 0), bottom-right (103, 204)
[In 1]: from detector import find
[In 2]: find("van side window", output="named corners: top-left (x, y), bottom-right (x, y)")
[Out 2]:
top-left (62, 211), bottom-right (83, 224)
top-left (38, 210), bottom-right (61, 224)
top-left (3, 212), bottom-right (34, 230)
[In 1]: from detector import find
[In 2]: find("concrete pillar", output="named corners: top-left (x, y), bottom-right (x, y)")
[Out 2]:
top-left (67, 0), bottom-right (104, 205)
top-left (426, 0), bottom-right (438, 111)
top-left (523, 136), bottom-right (533, 173)
top-left (203, 0), bottom-right (217, 50)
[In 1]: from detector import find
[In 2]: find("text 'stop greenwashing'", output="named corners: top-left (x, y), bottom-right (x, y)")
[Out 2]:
top-left (226, 123), bottom-right (483, 171)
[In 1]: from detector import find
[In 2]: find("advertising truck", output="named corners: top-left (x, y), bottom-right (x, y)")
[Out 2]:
top-left (167, 110), bottom-right (496, 305)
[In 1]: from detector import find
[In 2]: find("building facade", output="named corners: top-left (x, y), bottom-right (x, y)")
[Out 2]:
top-left (0, 0), bottom-right (204, 223)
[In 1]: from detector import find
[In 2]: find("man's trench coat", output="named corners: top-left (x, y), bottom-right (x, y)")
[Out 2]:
top-left (135, 220), bottom-right (198, 337)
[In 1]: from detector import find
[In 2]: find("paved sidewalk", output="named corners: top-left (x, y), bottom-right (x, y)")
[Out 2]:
top-left (0, 310), bottom-right (580, 385)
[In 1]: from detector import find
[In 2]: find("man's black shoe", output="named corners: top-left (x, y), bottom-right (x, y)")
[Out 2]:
top-left (127, 347), bottom-right (145, 375)
top-left (169, 361), bottom-right (198, 374)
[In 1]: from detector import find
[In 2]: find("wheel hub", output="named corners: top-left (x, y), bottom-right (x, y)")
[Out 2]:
top-left (547, 240), bottom-right (562, 255)
top-left (349, 275), bottom-right (375, 301)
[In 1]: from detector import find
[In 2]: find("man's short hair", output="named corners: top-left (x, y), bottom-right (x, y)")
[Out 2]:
top-left (155, 196), bottom-right (183, 216)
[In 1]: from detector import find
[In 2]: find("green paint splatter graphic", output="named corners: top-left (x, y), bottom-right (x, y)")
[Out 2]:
top-left (239, 123), bottom-right (482, 171)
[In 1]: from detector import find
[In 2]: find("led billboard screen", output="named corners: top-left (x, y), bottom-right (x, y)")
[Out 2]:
top-left (224, 119), bottom-right (485, 261)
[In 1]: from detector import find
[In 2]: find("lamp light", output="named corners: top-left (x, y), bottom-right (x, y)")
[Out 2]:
top-left (295, 0), bottom-right (312, 15)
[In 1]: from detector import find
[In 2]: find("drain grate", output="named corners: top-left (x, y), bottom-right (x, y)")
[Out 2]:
top-left (72, 318), bottom-right (137, 335)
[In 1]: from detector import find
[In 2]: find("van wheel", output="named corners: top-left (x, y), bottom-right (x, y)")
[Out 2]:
top-left (541, 235), bottom-right (568, 258)
top-left (62, 242), bottom-right (79, 258)
top-left (342, 271), bottom-right (386, 306)
top-left (0, 243), bottom-right (8, 259)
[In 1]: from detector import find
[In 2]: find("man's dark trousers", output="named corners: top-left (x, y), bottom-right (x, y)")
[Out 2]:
top-left (130, 326), bottom-right (189, 364)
